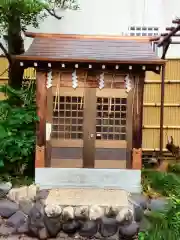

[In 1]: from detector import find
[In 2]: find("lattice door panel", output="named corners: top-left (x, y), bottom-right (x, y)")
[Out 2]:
top-left (96, 97), bottom-right (126, 141)
top-left (51, 87), bottom-right (84, 168)
top-left (52, 96), bottom-right (84, 140)
top-left (95, 88), bottom-right (127, 169)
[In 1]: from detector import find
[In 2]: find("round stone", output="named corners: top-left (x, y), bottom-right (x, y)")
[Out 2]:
top-left (0, 182), bottom-right (12, 198)
top-left (133, 203), bottom-right (144, 222)
top-left (79, 220), bottom-right (98, 237)
top-left (62, 206), bottom-right (74, 221)
top-left (104, 206), bottom-right (119, 217)
top-left (99, 217), bottom-right (118, 237)
top-left (130, 194), bottom-right (148, 210)
top-left (44, 214), bottom-right (61, 237)
top-left (89, 205), bottom-right (104, 220)
top-left (119, 221), bottom-right (139, 238)
top-left (74, 206), bottom-right (89, 220)
top-left (148, 198), bottom-right (168, 212)
top-left (28, 202), bottom-right (45, 237)
top-left (44, 204), bottom-right (62, 218)
top-left (116, 207), bottom-right (133, 224)
top-left (62, 220), bottom-right (81, 234)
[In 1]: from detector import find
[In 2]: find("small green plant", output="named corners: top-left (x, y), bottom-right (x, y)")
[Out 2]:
top-left (0, 81), bottom-right (38, 180)
top-left (142, 169), bottom-right (180, 197)
top-left (138, 231), bottom-right (146, 240)
top-left (141, 168), bottom-right (180, 240)
top-left (167, 163), bottom-right (180, 174)
top-left (139, 197), bottom-right (180, 240)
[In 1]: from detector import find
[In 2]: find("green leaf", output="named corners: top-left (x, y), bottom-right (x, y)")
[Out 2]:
top-left (0, 125), bottom-right (8, 139)
top-left (0, 159), bottom-right (4, 167)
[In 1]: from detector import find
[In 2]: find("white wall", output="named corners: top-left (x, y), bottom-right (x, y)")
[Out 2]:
top-left (1, 0), bottom-right (180, 58)
top-left (26, 0), bottom-right (180, 58)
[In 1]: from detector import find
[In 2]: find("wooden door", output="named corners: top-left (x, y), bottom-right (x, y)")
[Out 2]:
top-left (50, 86), bottom-right (128, 169)
top-left (94, 88), bottom-right (128, 169)
top-left (51, 87), bottom-right (84, 167)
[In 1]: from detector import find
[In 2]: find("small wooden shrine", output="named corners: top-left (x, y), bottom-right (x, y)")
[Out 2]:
top-left (14, 33), bottom-right (165, 191)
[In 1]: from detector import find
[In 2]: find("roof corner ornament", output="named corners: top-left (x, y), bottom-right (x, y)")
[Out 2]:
top-left (47, 70), bottom-right (52, 89)
top-left (99, 72), bottom-right (105, 90)
top-left (72, 70), bottom-right (78, 89)
top-left (124, 74), bottom-right (132, 93)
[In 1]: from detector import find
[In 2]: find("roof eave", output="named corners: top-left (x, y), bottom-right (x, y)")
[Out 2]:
top-left (13, 55), bottom-right (166, 65)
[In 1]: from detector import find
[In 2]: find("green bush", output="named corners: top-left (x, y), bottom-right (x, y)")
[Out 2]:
top-left (142, 169), bottom-right (180, 197)
top-left (0, 82), bottom-right (38, 181)
top-left (139, 197), bottom-right (180, 240)
top-left (141, 169), bottom-right (180, 239)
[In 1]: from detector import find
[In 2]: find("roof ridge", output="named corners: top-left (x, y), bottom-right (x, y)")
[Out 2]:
top-left (25, 32), bottom-right (153, 42)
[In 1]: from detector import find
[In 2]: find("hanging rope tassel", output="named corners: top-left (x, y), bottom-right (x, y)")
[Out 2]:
top-left (72, 70), bottom-right (78, 89)
top-left (124, 74), bottom-right (132, 93)
top-left (80, 72), bottom-right (88, 109)
top-left (53, 72), bottom-right (61, 112)
top-left (108, 74), bottom-right (115, 115)
top-left (99, 72), bottom-right (105, 89)
top-left (47, 71), bottom-right (52, 89)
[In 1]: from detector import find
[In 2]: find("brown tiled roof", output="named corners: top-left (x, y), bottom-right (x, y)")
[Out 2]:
top-left (15, 33), bottom-right (164, 65)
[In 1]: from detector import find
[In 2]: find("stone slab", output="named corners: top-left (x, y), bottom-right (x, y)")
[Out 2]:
top-left (35, 168), bottom-right (141, 193)
top-left (45, 188), bottom-right (130, 207)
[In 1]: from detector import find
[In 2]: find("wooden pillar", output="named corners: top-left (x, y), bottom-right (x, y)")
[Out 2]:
top-left (126, 90), bottom-right (133, 169)
top-left (35, 71), bottom-right (47, 168)
top-left (131, 74), bottom-right (145, 169)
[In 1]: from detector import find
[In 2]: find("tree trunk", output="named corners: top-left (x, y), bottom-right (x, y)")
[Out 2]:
top-left (9, 60), bottom-right (24, 89)
top-left (7, 16), bottom-right (25, 89)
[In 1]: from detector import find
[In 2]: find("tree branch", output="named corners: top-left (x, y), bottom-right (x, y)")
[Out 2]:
top-left (0, 41), bottom-right (12, 64)
top-left (45, 7), bottom-right (63, 20)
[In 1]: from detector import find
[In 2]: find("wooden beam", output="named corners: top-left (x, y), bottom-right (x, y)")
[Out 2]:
top-left (161, 33), bottom-right (180, 37)
top-left (35, 71), bottom-right (47, 168)
top-left (158, 25), bottom-right (180, 46)
top-left (83, 88), bottom-right (96, 168)
top-left (172, 19), bottom-right (180, 24)
top-left (149, 36), bottom-right (161, 41)
top-left (131, 74), bottom-right (145, 169)
top-left (170, 41), bottom-right (180, 44)
top-left (126, 89), bottom-right (133, 169)
top-left (166, 27), bottom-right (175, 31)
top-left (161, 40), bottom-right (171, 59)
top-left (14, 55), bottom-right (166, 65)
top-left (132, 75), bottom-right (144, 149)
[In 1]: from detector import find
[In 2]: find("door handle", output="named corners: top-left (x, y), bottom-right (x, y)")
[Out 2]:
top-left (90, 133), bottom-right (94, 138)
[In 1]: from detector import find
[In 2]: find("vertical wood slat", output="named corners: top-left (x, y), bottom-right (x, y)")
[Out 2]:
top-left (83, 88), bottom-right (96, 168)
top-left (35, 71), bottom-right (47, 168)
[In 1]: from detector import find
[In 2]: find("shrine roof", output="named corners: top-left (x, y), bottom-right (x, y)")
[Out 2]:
top-left (14, 32), bottom-right (165, 65)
